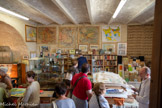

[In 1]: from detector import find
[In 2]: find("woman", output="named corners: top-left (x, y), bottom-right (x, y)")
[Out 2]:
top-left (65, 60), bottom-right (79, 81)
top-left (89, 83), bottom-right (110, 108)
top-left (22, 71), bottom-right (40, 108)
top-left (53, 83), bottom-right (75, 108)
top-left (0, 67), bottom-right (13, 90)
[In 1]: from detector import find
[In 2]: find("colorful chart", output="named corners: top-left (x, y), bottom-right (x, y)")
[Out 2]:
top-left (102, 26), bottom-right (121, 42)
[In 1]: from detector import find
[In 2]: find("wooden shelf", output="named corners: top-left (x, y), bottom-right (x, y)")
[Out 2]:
top-left (104, 65), bottom-right (117, 67)
top-left (105, 59), bottom-right (117, 61)
top-left (56, 54), bottom-right (118, 74)
top-left (93, 59), bottom-right (104, 61)
top-left (92, 65), bottom-right (103, 67)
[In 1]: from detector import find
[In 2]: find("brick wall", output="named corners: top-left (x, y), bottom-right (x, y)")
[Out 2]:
top-left (0, 21), bottom-right (28, 62)
top-left (127, 25), bottom-right (154, 62)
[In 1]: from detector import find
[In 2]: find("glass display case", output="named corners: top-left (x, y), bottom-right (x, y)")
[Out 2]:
top-left (29, 57), bottom-right (63, 90)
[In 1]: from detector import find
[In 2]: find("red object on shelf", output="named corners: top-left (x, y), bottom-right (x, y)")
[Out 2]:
top-left (40, 90), bottom-right (44, 94)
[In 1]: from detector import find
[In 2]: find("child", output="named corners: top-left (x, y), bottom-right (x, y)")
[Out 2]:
top-left (53, 83), bottom-right (75, 108)
top-left (89, 83), bottom-right (110, 108)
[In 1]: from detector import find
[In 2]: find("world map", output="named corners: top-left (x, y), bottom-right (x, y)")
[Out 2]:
top-left (102, 26), bottom-right (121, 42)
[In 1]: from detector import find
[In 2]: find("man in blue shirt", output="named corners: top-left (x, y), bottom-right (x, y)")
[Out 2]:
top-left (77, 54), bottom-right (87, 72)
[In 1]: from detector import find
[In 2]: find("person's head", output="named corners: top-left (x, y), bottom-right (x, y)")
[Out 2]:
top-left (0, 67), bottom-right (8, 77)
top-left (72, 60), bottom-right (78, 67)
top-left (78, 53), bottom-right (83, 57)
top-left (139, 66), bottom-right (151, 80)
top-left (26, 71), bottom-right (36, 83)
top-left (81, 63), bottom-right (90, 73)
top-left (55, 83), bottom-right (67, 97)
top-left (93, 83), bottom-right (106, 96)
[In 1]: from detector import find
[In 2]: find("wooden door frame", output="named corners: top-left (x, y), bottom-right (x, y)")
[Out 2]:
top-left (149, 0), bottom-right (162, 107)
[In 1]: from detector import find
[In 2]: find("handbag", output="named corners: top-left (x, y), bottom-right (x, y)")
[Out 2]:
top-left (52, 101), bottom-right (58, 108)
top-left (96, 95), bottom-right (101, 108)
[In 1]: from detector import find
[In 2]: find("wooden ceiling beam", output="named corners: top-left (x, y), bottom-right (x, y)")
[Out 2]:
top-left (85, 0), bottom-right (94, 24)
top-left (127, 1), bottom-right (155, 24)
top-left (51, 0), bottom-right (78, 24)
top-left (19, 0), bottom-right (60, 25)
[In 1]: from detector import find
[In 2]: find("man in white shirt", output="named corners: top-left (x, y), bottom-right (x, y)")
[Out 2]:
top-left (133, 66), bottom-right (151, 108)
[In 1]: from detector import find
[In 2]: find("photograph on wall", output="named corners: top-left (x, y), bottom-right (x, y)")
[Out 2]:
top-left (79, 45), bottom-right (88, 52)
top-left (102, 25), bottom-right (121, 42)
top-left (90, 45), bottom-right (99, 50)
top-left (40, 46), bottom-right (50, 52)
top-left (78, 26), bottom-right (99, 44)
top-left (22, 55), bottom-right (29, 60)
top-left (117, 43), bottom-right (127, 56)
top-left (25, 25), bottom-right (37, 42)
top-left (102, 44), bottom-right (116, 53)
top-left (37, 27), bottom-right (56, 44)
top-left (58, 27), bottom-right (77, 48)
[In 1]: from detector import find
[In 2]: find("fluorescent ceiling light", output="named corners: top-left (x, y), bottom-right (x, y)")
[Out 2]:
top-left (0, 7), bottom-right (29, 20)
top-left (112, 0), bottom-right (127, 18)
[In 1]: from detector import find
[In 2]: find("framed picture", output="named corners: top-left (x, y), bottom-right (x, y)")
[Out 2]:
top-left (30, 51), bottom-right (37, 58)
top-left (25, 25), bottom-right (37, 42)
top-left (79, 45), bottom-right (88, 52)
top-left (90, 45), bottom-right (99, 50)
top-left (40, 46), bottom-right (50, 52)
top-left (117, 43), bottom-right (127, 56)
top-left (102, 44), bottom-right (116, 53)
top-left (69, 50), bottom-right (75, 54)
top-left (22, 55), bottom-right (29, 60)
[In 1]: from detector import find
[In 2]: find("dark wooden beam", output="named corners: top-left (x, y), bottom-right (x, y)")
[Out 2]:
top-left (149, 0), bottom-right (162, 107)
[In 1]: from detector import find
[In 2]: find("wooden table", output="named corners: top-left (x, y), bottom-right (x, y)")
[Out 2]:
top-left (40, 91), bottom-right (54, 103)
top-left (40, 91), bottom-right (54, 108)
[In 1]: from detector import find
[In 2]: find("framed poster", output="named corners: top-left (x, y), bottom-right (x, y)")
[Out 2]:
top-left (102, 44), bottom-right (116, 53)
top-left (90, 45), bottom-right (99, 50)
top-left (102, 25), bottom-right (121, 42)
top-left (117, 43), bottom-right (127, 56)
top-left (79, 45), bottom-right (88, 52)
top-left (25, 25), bottom-right (37, 42)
